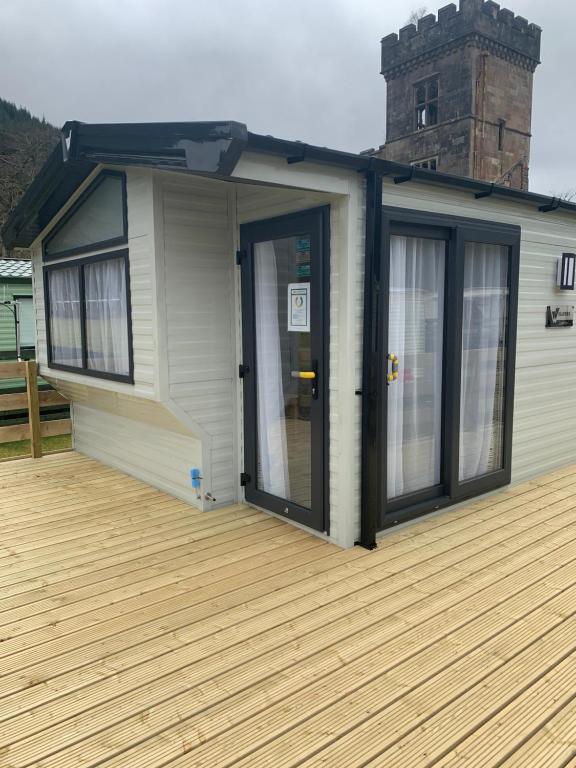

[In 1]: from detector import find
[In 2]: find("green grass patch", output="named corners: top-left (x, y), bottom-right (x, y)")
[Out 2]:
top-left (0, 434), bottom-right (72, 460)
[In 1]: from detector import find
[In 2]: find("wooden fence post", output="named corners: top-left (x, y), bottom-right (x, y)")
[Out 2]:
top-left (25, 361), bottom-right (42, 459)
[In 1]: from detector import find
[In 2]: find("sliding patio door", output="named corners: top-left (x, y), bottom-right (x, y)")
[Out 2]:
top-left (372, 210), bottom-right (520, 529)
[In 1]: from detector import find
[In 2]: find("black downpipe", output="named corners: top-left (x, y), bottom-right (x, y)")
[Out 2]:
top-left (358, 170), bottom-right (383, 550)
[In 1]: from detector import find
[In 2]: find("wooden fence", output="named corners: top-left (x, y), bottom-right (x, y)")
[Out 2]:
top-left (0, 361), bottom-right (70, 458)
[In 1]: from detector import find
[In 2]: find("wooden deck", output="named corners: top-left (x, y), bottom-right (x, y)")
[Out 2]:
top-left (1, 453), bottom-right (576, 767)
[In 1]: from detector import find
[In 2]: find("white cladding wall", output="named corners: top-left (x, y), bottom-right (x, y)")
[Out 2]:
top-left (31, 167), bottom-right (204, 507)
top-left (157, 175), bottom-right (237, 505)
top-left (382, 178), bottom-right (576, 483)
top-left (72, 404), bottom-right (203, 504)
top-left (326, 183), bottom-right (366, 547)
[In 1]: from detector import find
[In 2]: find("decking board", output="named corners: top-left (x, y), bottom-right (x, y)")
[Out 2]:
top-left (0, 453), bottom-right (575, 767)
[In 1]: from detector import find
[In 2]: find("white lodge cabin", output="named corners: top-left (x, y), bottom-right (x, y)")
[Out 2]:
top-left (4, 120), bottom-right (576, 548)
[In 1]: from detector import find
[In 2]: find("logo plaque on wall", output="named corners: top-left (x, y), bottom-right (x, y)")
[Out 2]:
top-left (546, 305), bottom-right (574, 328)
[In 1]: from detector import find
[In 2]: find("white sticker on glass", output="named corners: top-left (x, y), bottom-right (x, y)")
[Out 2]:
top-left (288, 282), bottom-right (310, 332)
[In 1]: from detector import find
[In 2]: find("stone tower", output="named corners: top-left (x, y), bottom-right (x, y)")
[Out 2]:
top-left (375, 0), bottom-right (541, 190)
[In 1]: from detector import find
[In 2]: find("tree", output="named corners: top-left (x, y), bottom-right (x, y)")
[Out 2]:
top-left (0, 98), bottom-right (59, 253)
top-left (406, 7), bottom-right (428, 25)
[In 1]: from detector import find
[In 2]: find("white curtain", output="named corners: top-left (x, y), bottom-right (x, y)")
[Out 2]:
top-left (48, 267), bottom-right (82, 367)
top-left (459, 243), bottom-right (508, 481)
top-left (387, 235), bottom-right (445, 499)
top-left (254, 242), bottom-right (289, 499)
top-left (85, 257), bottom-right (129, 375)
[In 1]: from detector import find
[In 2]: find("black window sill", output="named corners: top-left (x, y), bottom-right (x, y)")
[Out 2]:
top-left (45, 362), bottom-right (134, 385)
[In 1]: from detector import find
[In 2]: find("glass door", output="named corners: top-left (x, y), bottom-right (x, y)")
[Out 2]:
top-left (240, 208), bottom-right (328, 533)
top-left (387, 233), bottom-right (447, 506)
top-left (458, 242), bottom-right (511, 484)
top-left (372, 211), bottom-right (520, 530)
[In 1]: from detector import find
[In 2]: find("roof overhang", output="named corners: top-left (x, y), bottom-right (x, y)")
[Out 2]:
top-left (2, 120), bottom-right (248, 250)
top-left (4, 119), bottom-right (576, 251)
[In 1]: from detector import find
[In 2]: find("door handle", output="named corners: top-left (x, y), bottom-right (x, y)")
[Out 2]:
top-left (291, 371), bottom-right (316, 379)
top-left (387, 353), bottom-right (399, 385)
top-left (291, 361), bottom-right (319, 399)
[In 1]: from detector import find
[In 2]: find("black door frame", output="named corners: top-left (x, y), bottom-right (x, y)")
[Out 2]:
top-left (361, 202), bottom-right (520, 538)
top-left (239, 206), bottom-right (330, 533)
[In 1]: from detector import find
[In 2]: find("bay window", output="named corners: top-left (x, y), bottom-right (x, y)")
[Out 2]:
top-left (43, 171), bottom-right (133, 383)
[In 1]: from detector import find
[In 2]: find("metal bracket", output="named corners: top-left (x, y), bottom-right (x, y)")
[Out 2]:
top-left (240, 472), bottom-right (251, 487)
top-left (475, 183), bottom-right (495, 199)
top-left (287, 146), bottom-right (307, 164)
top-left (235, 249), bottom-right (246, 265)
top-left (238, 364), bottom-right (250, 378)
top-left (393, 167), bottom-right (415, 184)
top-left (539, 198), bottom-right (561, 213)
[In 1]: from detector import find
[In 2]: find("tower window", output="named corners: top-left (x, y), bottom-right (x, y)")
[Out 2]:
top-left (498, 119), bottom-right (506, 151)
top-left (414, 78), bottom-right (439, 130)
top-left (411, 157), bottom-right (438, 171)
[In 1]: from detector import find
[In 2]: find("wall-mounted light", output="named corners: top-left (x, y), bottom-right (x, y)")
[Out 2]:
top-left (557, 253), bottom-right (576, 290)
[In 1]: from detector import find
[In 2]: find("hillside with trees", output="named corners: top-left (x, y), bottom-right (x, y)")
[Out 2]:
top-left (0, 99), bottom-right (59, 251)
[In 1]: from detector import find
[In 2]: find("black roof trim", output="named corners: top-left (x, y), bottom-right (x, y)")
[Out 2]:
top-left (246, 131), bottom-right (576, 218)
top-left (3, 121), bottom-right (248, 250)
top-left (4, 119), bottom-right (576, 250)
top-left (247, 132), bottom-right (369, 173)
top-left (65, 120), bottom-right (248, 174)
top-left (2, 142), bottom-right (95, 252)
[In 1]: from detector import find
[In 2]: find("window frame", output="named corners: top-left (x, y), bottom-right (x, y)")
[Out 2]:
top-left (42, 170), bottom-right (128, 262)
top-left (43, 249), bottom-right (134, 384)
top-left (414, 77), bottom-right (439, 131)
top-left (411, 156), bottom-right (439, 171)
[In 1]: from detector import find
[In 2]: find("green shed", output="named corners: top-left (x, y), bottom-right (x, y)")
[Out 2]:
top-left (0, 259), bottom-right (34, 360)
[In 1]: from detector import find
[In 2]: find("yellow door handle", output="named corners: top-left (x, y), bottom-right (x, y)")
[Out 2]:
top-left (291, 371), bottom-right (316, 379)
top-left (387, 353), bottom-right (399, 384)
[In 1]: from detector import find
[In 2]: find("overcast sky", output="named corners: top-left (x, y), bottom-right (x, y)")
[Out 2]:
top-left (1, 0), bottom-right (573, 196)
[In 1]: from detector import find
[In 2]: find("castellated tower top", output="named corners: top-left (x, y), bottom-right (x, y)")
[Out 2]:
top-left (375, 0), bottom-right (542, 190)
top-left (381, 0), bottom-right (541, 80)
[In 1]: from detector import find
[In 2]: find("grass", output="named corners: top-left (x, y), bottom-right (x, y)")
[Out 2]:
top-left (0, 434), bottom-right (72, 460)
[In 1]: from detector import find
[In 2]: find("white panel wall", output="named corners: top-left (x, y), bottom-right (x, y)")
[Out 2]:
top-left (158, 174), bottom-right (237, 506)
top-left (236, 185), bottom-right (330, 224)
top-left (73, 404), bottom-right (203, 508)
top-left (382, 178), bottom-right (576, 484)
top-left (125, 168), bottom-right (157, 397)
top-left (326, 184), bottom-right (366, 548)
top-left (30, 167), bottom-right (206, 504)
